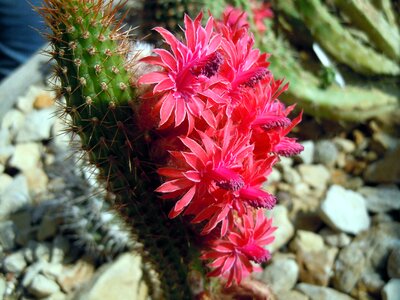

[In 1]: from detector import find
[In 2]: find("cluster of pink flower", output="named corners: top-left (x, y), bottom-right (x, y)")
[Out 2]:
top-left (138, 7), bottom-right (303, 287)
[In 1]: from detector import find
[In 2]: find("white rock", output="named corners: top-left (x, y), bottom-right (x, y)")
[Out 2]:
top-left (282, 166), bottom-right (302, 185)
top-left (319, 228), bottom-right (351, 248)
top-left (0, 128), bottom-right (11, 147)
top-left (3, 250), bottom-right (27, 274)
top-left (382, 279), bottom-right (400, 300)
top-left (0, 145), bottom-right (14, 165)
top-left (72, 253), bottom-right (144, 300)
top-left (261, 255), bottom-right (299, 293)
top-left (0, 276), bottom-right (6, 300)
top-left (265, 205), bottom-right (294, 252)
top-left (319, 185), bottom-right (370, 235)
top-left (0, 175), bottom-right (29, 220)
top-left (298, 164), bottom-right (331, 191)
top-left (297, 141), bottom-right (315, 164)
top-left (0, 221), bottom-right (16, 251)
top-left (16, 86), bottom-right (46, 113)
top-left (296, 283), bottom-right (355, 300)
top-left (28, 274), bottom-right (60, 298)
top-left (15, 108), bottom-right (56, 142)
top-left (22, 261), bottom-right (47, 287)
top-left (51, 118), bottom-right (71, 149)
top-left (290, 230), bottom-right (325, 253)
top-left (8, 142), bottom-right (42, 172)
top-left (333, 138), bottom-right (356, 153)
top-left (0, 174), bottom-right (13, 194)
top-left (24, 168), bottom-right (49, 195)
top-left (1, 109), bottom-right (25, 138)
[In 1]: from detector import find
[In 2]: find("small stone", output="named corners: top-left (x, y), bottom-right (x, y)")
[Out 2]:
top-left (72, 253), bottom-right (143, 300)
top-left (358, 185), bottom-right (400, 213)
top-left (8, 142), bottom-right (42, 172)
top-left (360, 272), bottom-right (385, 294)
top-left (51, 119), bottom-right (71, 150)
top-left (16, 85), bottom-right (46, 113)
top-left (57, 260), bottom-right (95, 293)
top-left (28, 274), bottom-right (60, 298)
top-left (290, 230), bottom-right (324, 253)
top-left (1, 109), bottom-right (25, 138)
top-left (265, 205), bottom-right (294, 253)
top-left (0, 221), bottom-right (16, 251)
top-left (24, 168), bottom-right (49, 195)
top-left (296, 283), bottom-right (355, 300)
top-left (265, 168), bottom-right (281, 185)
top-left (282, 166), bottom-right (302, 185)
top-left (33, 92), bottom-right (55, 109)
top-left (276, 290), bottom-right (308, 300)
top-left (51, 236), bottom-right (70, 264)
top-left (43, 292), bottom-right (67, 300)
top-left (382, 279), bottom-right (400, 300)
top-left (37, 213), bottom-right (57, 241)
top-left (0, 175), bottom-right (30, 220)
top-left (388, 248), bottom-right (400, 278)
top-left (364, 145), bottom-right (400, 184)
top-left (319, 228), bottom-right (351, 248)
top-left (15, 108), bottom-right (56, 142)
top-left (33, 242), bottom-right (52, 262)
top-left (0, 276), bottom-right (6, 299)
top-left (0, 173), bottom-right (13, 194)
top-left (261, 254), bottom-right (299, 293)
top-left (0, 128), bottom-right (11, 147)
top-left (297, 141), bottom-right (314, 164)
top-left (3, 250), bottom-right (27, 274)
top-left (0, 145), bottom-right (14, 165)
top-left (314, 140), bottom-right (339, 167)
top-left (22, 261), bottom-right (45, 287)
top-left (298, 164), bottom-right (331, 191)
top-left (319, 185), bottom-right (370, 235)
top-left (333, 138), bottom-right (356, 153)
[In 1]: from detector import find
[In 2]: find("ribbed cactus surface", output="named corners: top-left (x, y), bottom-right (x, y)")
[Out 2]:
top-left (38, 1), bottom-right (195, 298)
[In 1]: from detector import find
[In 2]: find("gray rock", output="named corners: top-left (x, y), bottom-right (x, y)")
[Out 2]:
top-left (296, 283), bottom-right (355, 300)
top-left (261, 255), bottom-right (299, 293)
top-left (0, 128), bottom-right (11, 147)
top-left (0, 175), bottom-right (29, 220)
top-left (0, 174), bottom-right (13, 194)
top-left (265, 205), bottom-right (294, 253)
top-left (8, 142), bottom-right (42, 172)
top-left (71, 253), bottom-right (145, 300)
top-left (276, 290), bottom-right (308, 300)
top-left (358, 185), bottom-right (400, 213)
top-left (334, 222), bottom-right (400, 293)
top-left (364, 145), bottom-right (400, 184)
top-left (282, 166), bottom-right (302, 185)
top-left (3, 250), bottom-right (27, 274)
top-left (0, 221), bottom-right (16, 251)
top-left (297, 141), bottom-right (314, 164)
top-left (22, 261), bottom-right (47, 288)
top-left (314, 140), bottom-right (339, 167)
top-left (15, 108), bottom-right (56, 142)
top-left (298, 164), bottom-right (331, 191)
top-left (388, 248), bottom-right (400, 278)
top-left (319, 185), bottom-right (370, 235)
top-left (51, 236), bottom-right (70, 264)
top-left (28, 274), bottom-right (60, 298)
top-left (1, 109), bottom-right (25, 138)
top-left (382, 279), bottom-right (400, 300)
top-left (360, 272), bottom-right (385, 294)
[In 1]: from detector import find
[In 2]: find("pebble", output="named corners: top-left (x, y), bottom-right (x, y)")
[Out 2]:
top-left (16, 86), bottom-right (45, 113)
top-left (282, 166), bottom-right (302, 185)
top-left (358, 185), bottom-right (400, 213)
top-left (360, 272), bottom-right (385, 294)
top-left (15, 108), bottom-right (56, 143)
top-left (276, 290), bottom-right (308, 300)
top-left (265, 205), bottom-right (294, 253)
top-left (296, 283), bottom-right (355, 300)
top-left (333, 138), bottom-right (356, 153)
top-left (0, 128), bottom-right (11, 147)
top-left (33, 92), bottom-right (55, 109)
top-left (382, 279), bottom-right (400, 300)
top-left (0, 175), bottom-right (30, 220)
top-left (51, 236), bottom-right (70, 264)
top-left (314, 140), bottom-right (339, 167)
top-left (24, 168), bottom-right (49, 196)
top-left (0, 174), bottom-right (13, 194)
top-left (290, 230), bottom-right (325, 253)
top-left (297, 141), bottom-right (314, 164)
top-left (298, 164), bottom-right (331, 191)
top-left (1, 109), bottom-right (25, 138)
top-left (3, 250), bottom-right (27, 274)
top-left (319, 228), bottom-right (351, 248)
top-left (71, 253), bottom-right (145, 300)
top-left (0, 276), bottom-right (6, 300)
top-left (57, 260), bottom-right (95, 293)
top-left (0, 146), bottom-right (14, 165)
top-left (8, 142), bottom-right (42, 172)
top-left (319, 185), bottom-right (370, 235)
top-left (261, 254), bottom-right (299, 293)
top-left (0, 221), bottom-right (16, 251)
top-left (387, 248), bottom-right (400, 278)
top-left (364, 145), bottom-right (400, 184)
top-left (27, 274), bottom-right (60, 298)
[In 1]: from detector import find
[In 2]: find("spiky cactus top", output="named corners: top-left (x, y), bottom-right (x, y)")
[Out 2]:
top-left (38, 0), bottom-right (304, 298)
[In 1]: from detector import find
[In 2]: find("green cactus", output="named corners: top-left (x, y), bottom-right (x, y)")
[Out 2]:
top-left (38, 1), bottom-right (197, 298)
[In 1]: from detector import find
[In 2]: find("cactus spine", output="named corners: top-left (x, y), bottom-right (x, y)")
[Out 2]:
top-left (38, 1), bottom-right (194, 298)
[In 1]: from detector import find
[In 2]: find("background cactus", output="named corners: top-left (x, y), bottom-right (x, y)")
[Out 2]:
top-left (38, 1), bottom-right (198, 298)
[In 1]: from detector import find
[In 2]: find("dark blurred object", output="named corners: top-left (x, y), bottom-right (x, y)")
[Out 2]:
top-left (0, 0), bottom-right (47, 82)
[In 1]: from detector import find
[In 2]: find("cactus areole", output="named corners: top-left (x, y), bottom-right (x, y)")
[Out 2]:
top-left (38, 0), bottom-right (303, 298)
